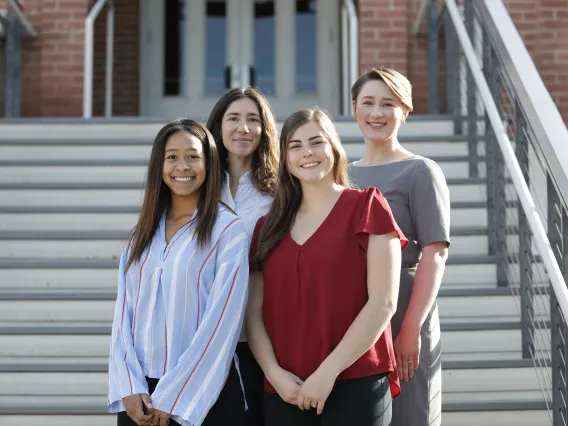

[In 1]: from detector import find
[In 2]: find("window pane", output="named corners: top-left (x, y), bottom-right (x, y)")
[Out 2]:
top-left (164, 0), bottom-right (185, 96)
top-left (295, 0), bottom-right (317, 94)
top-left (206, 1), bottom-right (227, 96)
top-left (254, 1), bottom-right (275, 95)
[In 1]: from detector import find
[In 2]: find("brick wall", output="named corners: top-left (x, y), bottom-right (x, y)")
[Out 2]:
top-left (0, 0), bottom-right (90, 117)
top-left (358, 0), bottom-right (410, 75)
top-left (93, 0), bottom-right (139, 116)
top-left (357, 0), bottom-right (568, 120)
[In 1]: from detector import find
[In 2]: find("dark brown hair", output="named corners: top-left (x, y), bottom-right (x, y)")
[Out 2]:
top-left (206, 87), bottom-right (279, 194)
top-left (351, 67), bottom-right (414, 112)
top-left (254, 108), bottom-right (348, 262)
top-left (126, 118), bottom-right (223, 270)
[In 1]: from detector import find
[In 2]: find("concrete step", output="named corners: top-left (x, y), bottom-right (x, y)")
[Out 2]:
top-left (0, 262), bottom-right (502, 290)
top-left (0, 229), bottom-right (507, 258)
top-left (0, 411), bottom-right (550, 426)
top-left (0, 116), bottom-right (457, 141)
top-left (0, 139), bottom-right (470, 162)
top-left (0, 181), bottom-right (514, 206)
top-left (0, 355), bottom-right (542, 373)
top-left (0, 366), bottom-right (548, 397)
top-left (442, 410), bottom-right (549, 426)
top-left (0, 204), bottom-right (510, 231)
top-left (0, 254), bottom-right (501, 287)
top-left (0, 322), bottom-right (548, 357)
top-left (0, 158), bottom-right (487, 182)
top-left (0, 284), bottom-right (544, 300)
top-left (0, 292), bottom-right (548, 323)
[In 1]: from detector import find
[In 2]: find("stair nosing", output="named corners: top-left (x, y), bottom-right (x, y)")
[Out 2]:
top-left (0, 319), bottom-right (531, 335)
top-left (0, 177), bottom-right (494, 190)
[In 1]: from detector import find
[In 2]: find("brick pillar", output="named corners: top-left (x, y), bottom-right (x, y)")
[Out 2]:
top-left (93, 0), bottom-right (139, 116)
top-left (358, 0), bottom-right (409, 76)
top-left (408, 0), bottom-right (430, 114)
top-left (38, 0), bottom-right (91, 116)
top-left (536, 0), bottom-right (568, 121)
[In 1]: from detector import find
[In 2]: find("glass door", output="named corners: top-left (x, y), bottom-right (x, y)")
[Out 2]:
top-left (139, 0), bottom-right (340, 118)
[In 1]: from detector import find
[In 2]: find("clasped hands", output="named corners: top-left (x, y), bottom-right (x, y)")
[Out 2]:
top-left (268, 363), bottom-right (338, 415)
top-left (123, 393), bottom-right (172, 426)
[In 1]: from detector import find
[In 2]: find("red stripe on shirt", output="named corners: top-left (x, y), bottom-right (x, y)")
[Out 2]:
top-left (119, 288), bottom-right (134, 394)
top-left (169, 266), bottom-right (241, 413)
top-left (195, 218), bottom-right (240, 330)
top-left (163, 321), bottom-right (168, 375)
top-left (131, 249), bottom-right (151, 342)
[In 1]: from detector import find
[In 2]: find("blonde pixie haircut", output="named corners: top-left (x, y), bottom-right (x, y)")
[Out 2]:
top-left (351, 67), bottom-right (414, 113)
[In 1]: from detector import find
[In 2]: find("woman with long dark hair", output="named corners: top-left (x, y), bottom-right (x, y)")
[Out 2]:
top-left (107, 118), bottom-right (248, 426)
top-left (247, 108), bottom-right (407, 425)
top-left (206, 87), bottom-right (279, 426)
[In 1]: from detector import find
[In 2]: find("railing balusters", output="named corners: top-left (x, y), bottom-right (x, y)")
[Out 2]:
top-left (548, 178), bottom-right (568, 425)
top-left (516, 104), bottom-right (533, 358)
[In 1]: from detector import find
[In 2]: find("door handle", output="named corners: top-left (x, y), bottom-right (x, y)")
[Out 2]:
top-left (224, 66), bottom-right (231, 89)
top-left (249, 66), bottom-right (256, 87)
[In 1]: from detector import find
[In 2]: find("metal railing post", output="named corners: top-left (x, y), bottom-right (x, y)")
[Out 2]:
top-left (445, 11), bottom-right (462, 135)
top-left (548, 176), bottom-right (568, 426)
top-left (465, 0), bottom-right (477, 178)
top-left (483, 38), bottom-right (497, 256)
top-left (516, 106), bottom-right (533, 358)
top-left (427, 0), bottom-right (440, 113)
top-left (105, 0), bottom-right (114, 117)
top-left (4, 8), bottom-right (22, 117)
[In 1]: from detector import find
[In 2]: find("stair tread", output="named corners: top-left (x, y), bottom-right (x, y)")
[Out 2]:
top-left (0, 226), bottom-right (495, 240)
top-left (0, 285), bottom-right (540, 300)
top-left (0, 393), bottom-right (547, 415)
top-left (0, 318), bottom-right (530, 335)
top-left (0, 355), bottom-right (542, 372)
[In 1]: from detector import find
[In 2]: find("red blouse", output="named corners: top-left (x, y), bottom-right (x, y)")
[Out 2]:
top-left (250, 187), bottom-right (408, 397)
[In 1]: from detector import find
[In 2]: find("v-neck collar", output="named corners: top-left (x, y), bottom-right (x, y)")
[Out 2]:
top-left (158, 209), bottom-right (198, 247)
top-left (288, 189), bottom-right (348, 247)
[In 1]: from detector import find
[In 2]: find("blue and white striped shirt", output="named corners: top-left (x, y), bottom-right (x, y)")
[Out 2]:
top-left (221, 171), bottom-right (273, 245)
top-left (107, 205), bottom-right (249, 426)
top-left (221, 171), bottom-right (272, 342)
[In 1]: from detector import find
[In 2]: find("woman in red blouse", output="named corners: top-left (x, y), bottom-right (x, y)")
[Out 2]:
top-left (246, 108), bottom-right (408, 426)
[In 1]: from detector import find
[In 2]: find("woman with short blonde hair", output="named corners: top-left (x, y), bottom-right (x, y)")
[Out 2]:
top-left (349, 67), bottom-right (450, 426)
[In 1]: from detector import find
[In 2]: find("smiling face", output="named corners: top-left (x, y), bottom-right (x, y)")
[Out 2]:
top-left (221, 98), bottom-right (262, 162)
top-left (162, 131), bottom-right (206, 199)
top-left (353, 79), bottom-right (408, 144)
top-left (286, 120), bottom-right (335, 184)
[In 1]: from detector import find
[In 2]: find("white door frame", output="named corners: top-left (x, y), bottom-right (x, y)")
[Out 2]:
top-left (139, 0), bottom-right (340, 118)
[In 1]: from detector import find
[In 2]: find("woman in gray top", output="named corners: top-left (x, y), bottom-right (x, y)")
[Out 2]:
top-left (348, 67), bottom-right (450, 426)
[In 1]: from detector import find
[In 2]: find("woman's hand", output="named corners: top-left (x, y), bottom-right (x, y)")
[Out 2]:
top-left (266, 365), bottom-right (304, 404)
top-left (149, 408), bottom-right (171, 426)
top-left (122, 393), bottom-right (154, 425)
top-left (394, 324), bottom-right (421, 382)
top-left (296, 365), bottom-right (338, 415)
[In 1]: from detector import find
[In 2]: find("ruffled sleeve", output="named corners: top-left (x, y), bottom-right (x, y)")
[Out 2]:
top-left (356, 187), bottom-right (408, 251)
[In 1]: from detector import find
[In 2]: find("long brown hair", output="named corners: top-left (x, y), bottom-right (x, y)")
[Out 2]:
top-left (206, 87), bottom-right (279, 194)
top-left (254, 108), bottom-right (349, 263)
top-left (126, 118), bottom-right (223, 270)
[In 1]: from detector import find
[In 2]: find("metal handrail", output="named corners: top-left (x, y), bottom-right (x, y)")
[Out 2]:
top-left (445, 0), bottom-right (568, 327)
top-left (6, 0), bottom-right (36, 37)
top-left (83, 0), bottom-right (114, 118)
top-left (341, 0), bottom-right (358, 116)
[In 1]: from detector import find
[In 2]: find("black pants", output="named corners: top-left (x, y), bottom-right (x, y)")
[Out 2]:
top-left (264, 373), bottom-right (392, 426)
top-left (117, 362), bottom-right (245, 426)
top-left (236, 341), bottom-right (265, 426)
